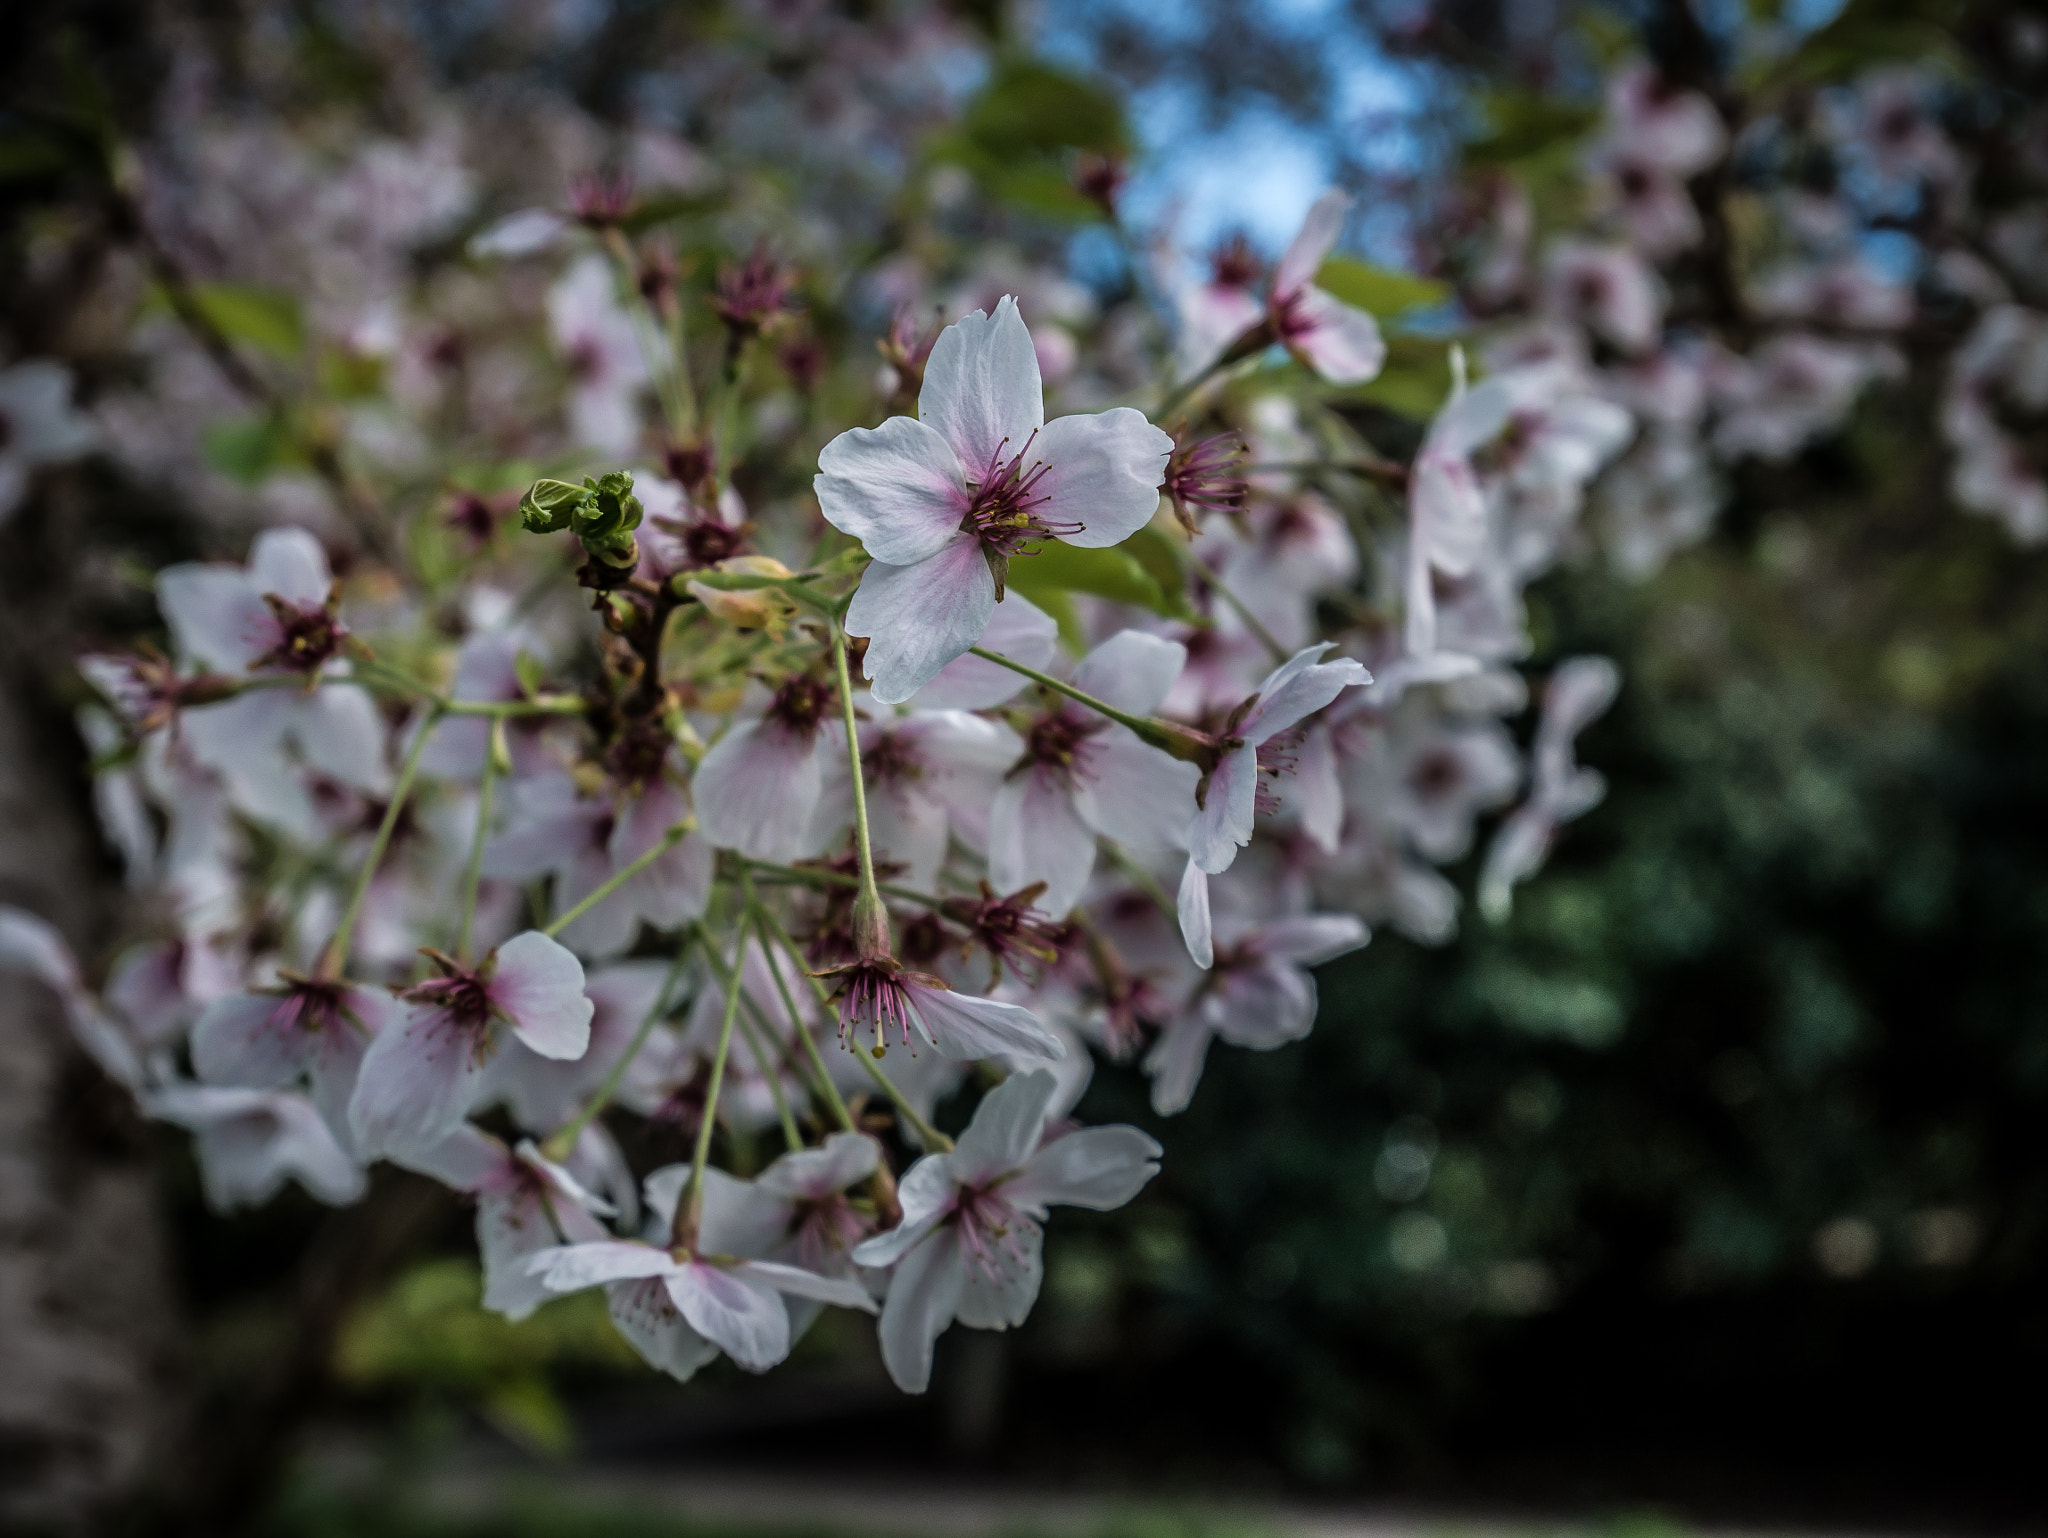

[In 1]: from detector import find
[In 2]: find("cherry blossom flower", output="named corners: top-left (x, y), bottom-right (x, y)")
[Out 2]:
top-left (1265, 191), bottom-right (1387, 385)
top-left (853, 1069), bottom-right (1160, 1393)
top-left (0, 359), bottom-right (95, 522)
top-left (1479, 658), bottom-right (1620, 921)
top-left (821, 952), bottom-right (1064, 1063)
top-left (1169, 234), bottom-right (1263, 381)
top-left (350, 930), bottom-right (593, 1160)
top-left (1543, 241), bottom-right (1664, 355)
top-left (146, 1084), bottom-right (365, 1210)
top-left (480, 960), bottom-right (674, 1133)
top-left (906, 593), bottom-right (1059, 710)
top-left (154, 528), bottom-right (389, 835)
top-left (692, 675), bottom-right (837, 860)
top-left (1180, 644), bottom-right (1370, 965)
top-left (191, 974), bottom-right (391, 1151)
top-left (988, 631), bottom-right (1202, 916)
top-left (403, 1126), bottom-right (615, 1319)
top-left (816, 297), bottom-right (1173, 703)
top-left (525, 1166), bottom-right (875, 1378)
top-left (0, 906), bottom-right (147, 1089)
top-left (1145, 912), bottom-right (1368, 1115)
top-left (1603, 63), bottom-right (1726, 176)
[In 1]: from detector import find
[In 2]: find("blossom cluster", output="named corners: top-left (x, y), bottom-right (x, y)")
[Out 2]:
top-left (5, 6), bottom-right (2036, 1398)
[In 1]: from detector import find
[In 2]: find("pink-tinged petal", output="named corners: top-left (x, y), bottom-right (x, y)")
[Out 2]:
top-left (1081, 729), bottom-right (1201, 852)
top-left (555, 842), bottom-right (641, 959)
top-left (294, 686), bottom-right (389, 791)
top-left (875, 1227), bottom-right (964, 1394)
top-left (1241, 647), bottom-right (1371, 744)
top-left (759, 1130), bottom-right (881, 1201)
top-left (307, 1009), bottom-right (371, 1152)
top-left (1177, 858), bottom-right (1214, 971)
top-left (854, 1155), bottom-right (957, 1268)
top-left (156, 565), bottom-right (273, 671)
top-left (148, 1085), bottom-right (365, 1209)
top-left (191, 992), bottom-right (305, 1088)
top-left (347, 1004), bottom-right (487, 1159)
top-left (689, 1166), bottom-right (791, 1259)
top-left (815, 415), bottom-right (970, 567)
top-left (1260, 914), bottom-right (1371, 966)
top-left (954, 1220), bottom-right (1043, 1330)
top-left (1010, 1126), bottom-right (1163, 1213)
top-left (987, 766), bottom-right (1098, 916)
top-left (918, 296), bottom-right (1044, 473)
top-left (396, 1124), bottom-right (509, 1192)
top-left (668, 1261), bottom-right (790, 1372)
top-left (482, 774), bottom-right (605, 880)
top-left (909, 593), bottom-right (1058, 710)
top-left (1295, 725), bottom-right (1344, 852)
top-left (1144, 1014), bottom-right (1217, 1114)
top-left (530, 1239), bottom-right (679, 1292)
top-left (1186, 743), bottom-right (1258, 875)
top-left (1030, 409), bottom-right (1173, 549)
top-left (909, 982), bottom-right (1065, 1063)
top-left (479, 1185), bottom-right (560, 1321)
top-left (607, 1277), bottom-right (719, 1381)
top-left (865, 781), bottom-right (950, 893)
top-left (1206, 964), bottom-right (1317, 1049)
top-left (248, 527), bottom-right (333, 607)
top-left (951, 1068), bottom-right (1059, 1184)
top-left (845, 538), bottom-right (998, 707)
top-left (1287, 287), bottom-right (1386, 385)
top-left (695, 719), bottom-right (826, 860)
top-left (489, 930), bottom-right (593, 1060)
top-left (738, 1259), bottom-right (878, 1312)
top-left (1071, 630), bottom-right (1187, 716)
top-left (1274, 190), bottom-right (1350, 299)
top-left (1403, 527), bottom-right (1439, 658)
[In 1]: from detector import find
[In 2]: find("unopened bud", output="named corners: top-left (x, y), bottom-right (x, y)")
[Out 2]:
top-left (686, 556), bottom-right (798, 633)
top-left (487, 718), bottom-right (514, 777)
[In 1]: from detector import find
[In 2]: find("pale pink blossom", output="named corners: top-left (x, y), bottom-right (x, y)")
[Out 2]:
top-left (1479, 658), bottom-right (1620, 921)
top-left (192, 974), bottom-right (391, 1151)
top-left (852, 1070), bottom-right (1159, 1392)
top-left (1543, 240), bottom-right (1664, 354)
top-left (147, 1084), bottom-right (364, 1210)
top-left (0, 360), bottom-right (95, 522)
top-left (1266, 191), bottom-right (1387, 385)
top-left (817, 297), bottom-right (1173, 702)
top-left (349, 930), bottom-right (593, 1160)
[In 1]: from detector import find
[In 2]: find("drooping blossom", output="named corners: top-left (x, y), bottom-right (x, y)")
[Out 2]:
top-left (525, 1165), bottom-right (875, 1378)
top-left (1180, 644), bottom-right (1371, 966)
top-left (821, 952), bottom-right (1064, 1063)
top-left (1479, 658), bottom-right (1620, 921)
top-left (987, 631), bottom-right (1201, 917)
top-left (1145, 912), bottom-right (1368, 1115)
top-left (1264, 191), bottom-right (1387, 386)
top-left (816, 297), bottom-right (1173, 703)
top-left (349, 930), bottom-right (593, 1160)
top-left (403, 1126), bottom-right (616, 1320)
top-left (692, 674), bottom-right (838, 860)
top-left (146, 1084), bottom-right (365, 1210)
top-left (154, 528), bottom-right (389, 835)
top-left (852, 1069), bottom-right (1160, 1393)
top-left (191, 974), bottom-right (392, 1150)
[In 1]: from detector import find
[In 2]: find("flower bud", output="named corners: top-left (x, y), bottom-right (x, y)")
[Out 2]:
top-left (518, 478), bottom-right (588, 534)
top-left (851, 888), bottom-right (893, 964)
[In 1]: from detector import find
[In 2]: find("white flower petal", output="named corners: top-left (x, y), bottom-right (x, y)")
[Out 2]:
top-left (951, 1068), bottom-right (1059, 1185)
top-left (987, 765), bottom-right (1098, 916)
top-left (875, 1227), bottom-right (964, 1394)
top-left (530, 1239), bottom-right (678, 1292)
top-left (248, 528), bottom-right (333, 607)
top-left (1009, 1126), bottom-right (1163, 1213)
top-left (607, 1277), bottom-right (719, 1382)
top-left (918, 296), bottom-right (1044, 473)
top-left (1186, 743), bottom-right (1258, 875)
top-left (1274, 190), bottom-right (1351, 299)
top-left (909, 982), bottom-right (1065, 1063)
top-left (694, 719), bottom-right (827, 861)
top-left (669, 1262), bottom-right (790, 1372)
top-left (1081, 729), bottom-right (1201, 852)
top-left (347, 1004), bottom-right (488, 1160)
top-left (190, 992), bottom-right (304, 1088)
top-left (156, 566), bottom-right (272, 671)
top-left (815, 415), bottom-right (970, 567)
top-left (908, 593), bottom-right (1059, 709)
top-left (845, 538), bottom-right (998, 706)
top-left (490, 931), bottom-right (593, 1061)
top-left (1177, 857), bottom-right (1214, 971)
top-left (1030, 409), bottom-right (1172, 549)
top-left (1287, 287), bottom-right (1386, 385)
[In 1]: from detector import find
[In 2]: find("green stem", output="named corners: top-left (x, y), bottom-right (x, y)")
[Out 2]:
top-left (1153, 336), bottom-right (1257, 423)
top-left (737, 997), bottom-right (803, 1153)
top-left (1244, 455), bottom-right (1407, 484)
top-left (454, 720), bottom-right (504, 962)
top-left (318, 706), bottom-right (441, 978)
top-left (752, 905), bottom-right (951, 1154)
top-left (680, 568), bottom-right (841, 617)
top-left (545, 934), bottom-right (695, 1159)
top-left (968, 646), bottom-right (1210, 760)
top-left (543, 820), bottom-right (694, 939)
top-left (677, 924), bottom-right (751, 1246)
top-left (829, 623), bottom-right (888, 931)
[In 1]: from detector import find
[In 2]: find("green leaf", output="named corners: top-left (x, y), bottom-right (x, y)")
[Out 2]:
top-left (0, 130), bottom-right (74, 183)
top-left (201, 413), bottom-right (293, 484)
top-left (960, 59), bottom-right (1128, 158)
top-left (1464, 89), bottom-right (1599, 166)
top-left (1313, 256), bottom-right (1449, 321)
top-left (1008, 539), bottom-right (1169, 617)
top-left (1348, 334), bottom-right (1455, 420)
top-left (1124, 524), bottom-right (1194, 617)
top-left (182, 283), bottom-right (305, 359)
